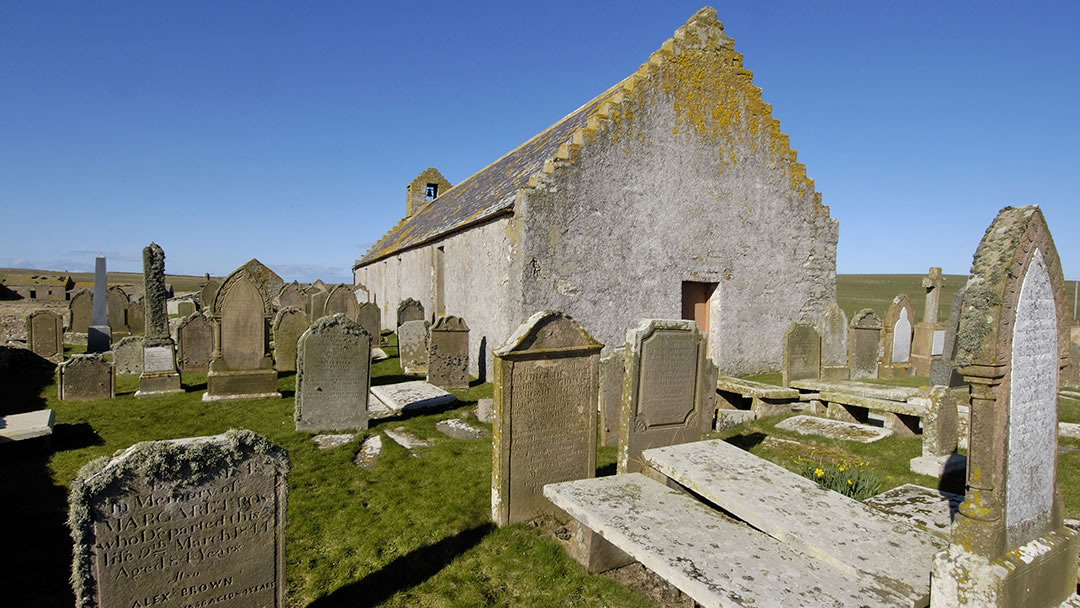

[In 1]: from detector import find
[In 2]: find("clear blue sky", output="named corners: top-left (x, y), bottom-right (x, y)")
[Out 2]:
top-left (2, 1), bottom-right (1077, 283)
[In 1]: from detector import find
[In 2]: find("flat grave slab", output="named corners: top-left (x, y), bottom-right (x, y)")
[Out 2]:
top-left (643, 439), bottom-right (943, 607)
top-left (370, 381), bottom-right (457, 415)
top-left (818, 391), bottom-right (929, 417)
top-left (863, 484), bottom-right (963, 540)
top-left (384, 427), bottom-right (431, 450)
top-left (312, 433), bottom-right (356, 450)
top-left (435, 418), bottom-right (487, 440)
top-left (0, 409), bottom-right (54, 443)
top-left (775, 415), bottom-right (893, 443)
top-left (353, 435), bottom-right (382, 469)
top-left (715, 375), bottom-right (799, 400)
top-left (790, 379), bottom-right (921, 402)
top-left (368, 394), bottom-right (395, 419)
top-left (544, 473), bottom-right (905, 608)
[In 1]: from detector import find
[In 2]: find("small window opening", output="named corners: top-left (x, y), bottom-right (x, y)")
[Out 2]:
top-left (425, 183), bottom-right (439, 201)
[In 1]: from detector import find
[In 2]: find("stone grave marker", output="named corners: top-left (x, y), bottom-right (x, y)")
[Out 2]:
top-left (112, 336), bottom-right (144, 375)
top-left (369, 380), bottom-right (456, 415)
top-left (930, 287), bottom-right (967, 387)
top-left (356, 302), bottom-right (381, 350)
top-left (137, 243), bottom-right (183, 398)
top-left (295, 314), bottom-right (370, 432)
top-left (176, 300), bottom-right (196, 318)
top-left (26, 309), bottom-right (63, 362)
top-left (126, 299), bottom-right (145, 335)
top-left (106, 286), bottom-right (130, 339)
top-left (271, 307), bottom-right (308, 373)
top-left (199, 275), bottom-right (221, 312)
top-left (911, 267), bottom-right (944, 375)
top-left (781, 322), bottom-right (821, 386)
top-left (848, 308), bottom-right (883, 379)
top-left (204, 265), bottom-right (280, 401)
top-left (307, 284), bottom-right (329, 322)
top-left (492, 310), bottom-right (602, 526)
top-left (353, 282), bottom-right (370, 304)
top-left (818, 303), bottom-right (849, 380)
top-left (68, 430), bottom-right (288, 608)
top-left (931, 205), bottom-right (1078, 607)
top-left (69, 289), bottom-right (92, 334)
top-left (277, 281), bottom-right (306, 311)
top-left (398, 319), bottom-right (430, 374)
top-left (322, 284), bottom-right (358, 320)
top-left (397, 297), bottom-right (424, 327)
top-left (908, 385), bottom-right (961, 478)
top-left (879, 294), bottom-right (914, 377)
top-left (58, 354), bottom-right (115, 400)
top-left (598, 347), bottom-right (625, 447)
top-left (176, 312), bottom-right (213, 372)
top-left (617, 319), bottom-right (709, 475)
top-left (427, 315), bottom-right (469, 389)
top-left (87, 255), bottom-right (111, 354)
top-left (235, 258), bottom-right (284, 311)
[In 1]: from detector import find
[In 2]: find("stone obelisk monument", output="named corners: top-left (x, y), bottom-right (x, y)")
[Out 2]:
top-left (135, 243), bottom-right (183, 398)
top-left (86, 254), bottom-right (111, 354)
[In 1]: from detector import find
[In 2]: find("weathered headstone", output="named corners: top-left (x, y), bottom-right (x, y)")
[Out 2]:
top-left (427, 315), bottom-right (469, 389)
top-left (848, 308), bottom-right (883, 379)
top-left (199, 275), bottom-right (221, 312)
top-left (781, 322), bottom-right (821, 386)
top-left (176, 312), bottom-right (213, 372)
top-left (106, 286), bottom-right (130, 339)
top-left (879, 295), bottom-right (914, 377)
top-left (911, 267), bottom-right (944, 375)
top-left (322, 283), bottom-right (358, 320)
top-left (818, 303), bottom-right (849, 380)
top-left (87, 255), bottom-right (111, 354)
top-left (492, 311), bottom-right (602, 526)
top-left (235, 258), bottom-right (284, 312)
top-left (176, 300), bottom-right (196, 318)
top-left (398, 319), bottom-right (430, 374)
top-left (112, 335), bottom-right (144, 375)
top-left (307, 284), bottom-right (328, 323)
top-left (271, 307), bottom-right (308, 373)
top-left (356, 302), bottom-right (381, 350)
top-left (397, 297), bottom-right (424, 327)
top-left (908, 385), bottom-right (961, 478)
top-left (353, 282), bottom-right (370, 303)
top-left (136, 243), bottom-right (183, 398)
top-left (68, 430), bottom-right (288, 608)
top-left (69, 289), bottom-right (92, 334)
top-left (598, 347), bottom-right (625, 447)
top-left (126, 299), bottom-right (145, 335)
top-left (295, 314), bottom-right (370, 432)
top-left (204, 266), bottom-right (280, 401)
top-left (58, 354), bottom-right (115, 400)
top-left (617, 319), bottom-right (709, 475)
top-left (26, 309), bottom-right (63, 362)
top-left (931, 205), bottom-right (1078, 607)
top-left (929, 287), bottom-right (967, 387)
top-left (277, 281), bottom-right (306, 311)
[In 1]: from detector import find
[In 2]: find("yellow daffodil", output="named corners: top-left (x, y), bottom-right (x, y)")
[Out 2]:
top-left (815, 468), bottom-right (824, 478)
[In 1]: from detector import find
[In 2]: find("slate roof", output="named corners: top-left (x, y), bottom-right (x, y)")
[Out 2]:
top-left (356, 80), bottom-right (626, 266)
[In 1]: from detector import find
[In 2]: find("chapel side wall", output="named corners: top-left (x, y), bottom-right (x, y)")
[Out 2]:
top-left (517, 20), bottom-right (836, 375)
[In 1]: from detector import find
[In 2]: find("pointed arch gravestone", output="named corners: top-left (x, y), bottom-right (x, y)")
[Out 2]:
top-left (69, 289), bottom-right (92, 334)
top-left (492, 311), bottom-right (602, 526)
top-left (322, 283), bottom-right (358, 321)
top-left (879, 294), bottom-right (914, 378)
top-left (818, 303), bottom-right (849, 380)
top-left (203, 266), bottom-right (280, 402)
top-left (26, 309), bottom-right (63, 362)
top-left (176, 312), bottom-right (212, 372)
top-left (848, 309), bottom-right (883, 379)
top-left (295, 314), bottom-right (370, 432)
top-left (271, 307), bottom-right (308, 373)
top-left (931, 206), bottom-right (1078, 607)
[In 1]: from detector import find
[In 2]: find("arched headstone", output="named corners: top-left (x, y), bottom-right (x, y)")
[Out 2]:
top-left (204, 267), bottom-right (280, 401)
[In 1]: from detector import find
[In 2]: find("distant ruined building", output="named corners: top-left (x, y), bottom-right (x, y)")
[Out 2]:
top-left (354, 8), bottom-right (838, 377)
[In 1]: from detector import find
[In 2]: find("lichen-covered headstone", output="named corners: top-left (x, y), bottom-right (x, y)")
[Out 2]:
top-left (492, 311), bottom-right (601, 526)
top-left (69, 289), bottom-right (92, 334)
top-left (295, 314), bottom-right (370, 432)
top-left (848, 309), bottom-right (883, 379)
top-left (818, 303), bottom-right (849, 380)
top-left (321, 283), bottom-right (357, 321)
top-left (617, 319), bottom-right (709, 475)
top-left (356, 302), bottom-right (381, 349)
top-left (271, 307), bottom-right (308, 372)
top-left (26, 309), bottom-right (62, 362)
top-left (598, 347), bottom-right (625, 447)
top-left (781, 322), bottom-right (820, 386)
top-left (58, 354), bottom-right (115, 400)
top-left (68, 430), bottom-right (289, 608)
top-left (234, 258), bottom-right (284, 313)
top-left (398, 319), bottom-right (430, 374)
top-left (204, 265), bottom-right (280, 401)
top-left (931, 205), bottom-right (1078, 607)
top-left (277, 281), bottom-right (306, 311)
top-left (137, 243), bottom-right (183, 398)
top-left (427, 315), bottom-right (469, 389)
top-left (106, 286), bottom-right (130, 339)
top-left (112, 336), bottom-right (144, 375)
top-left (176, 312), bottom-right (212, 372)
top-left (396, 298), bottom-right (424, 328)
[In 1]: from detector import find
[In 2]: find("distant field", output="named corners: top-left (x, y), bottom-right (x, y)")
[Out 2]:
top-left (0, 267), bottom-right (214, 294)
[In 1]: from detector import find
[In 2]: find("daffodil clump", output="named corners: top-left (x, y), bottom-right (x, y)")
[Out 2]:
top-left (793, 457), bottom-right (882, 501)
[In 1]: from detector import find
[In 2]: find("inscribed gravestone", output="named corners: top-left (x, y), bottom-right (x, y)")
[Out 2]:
top-left (278, 281), bottom-right (306, 311)
top-left (356, 302), bottom-right (381, 349)
top-left (26, 309), bottom-right (63, 362)
top-left (397, 298), bottom-right (424, 327)
top-left (598, 347), bottom-right (625, 447)
top-left (931, 205), bottom-right (1078, 607)
top-left (398, 319), bottom-right (430, 374)
top-left (204, 266), bottom-right (280, 401)
top-left (137, 242), bottom-right (182, 398)
top-left (176, 313), bottom-right (213, 372)
top-left (69, 289), bottom-right (92, 334)
top-left (68, 430), bottom-right (289, 608)
top-left (58, 354), bottom-right (115, 400)
top-left (617, 319), bottom-right (708, 475)
top-left (879, 295), bottom-right (914, 378)
top-left (782, 322), bottom-right (821, 386)
top-left (427, 315), bottom-right (469, 389)
top-left (271, 307), bottom-right (308, 373)
top-left (322, 284), bottom-right (358, 321)
top-left (87, 255), bottom-right (111, 354)
top-left (106, 286), bottom-right (130, 338)
top-left (849, 309), bottom-right (883, 379)
top-left (113, 336), bottom-right (144, 375)
top-left (818, 303), bottom-right (849, 380)
top-left (295, 314), bottom-right (370, 432)
top-left (492, 311), bottom-right (601, 526)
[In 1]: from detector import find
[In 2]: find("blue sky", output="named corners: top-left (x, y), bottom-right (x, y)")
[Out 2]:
top-left (2, 1), bottom-right (1077, 283)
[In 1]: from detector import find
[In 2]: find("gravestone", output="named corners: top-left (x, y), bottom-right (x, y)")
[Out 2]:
top-left (427, 315), bottom-right (469, 389)
top-left (69, 289), bottom-right (92, 334)
top-left (126, 299), bottom-right (145, 335)
top-left (356, 302), bottom-right (381, 350)
top-left (277, 281), bottom-right (306, 311)
top-left (930, 287), bottom-right (967, 387)
top-left (136, 243), bottom-right (182, 398)
top-left (176, 312), bottom-right (213, 372)
top-left (908, 385), bottom-right (961, 478)
top-left (87, 255), bottom-right (111, 354)
top-left (235, 258), bottom-right (284, 312)
top-left (911, 267), bottom-right (944, 375)
top-left (176, 300), bottom-right (196, 318)
top-left (295, 314), bottom-right (370, 432)
top-left (931, 206), bottom-right (1078, 607)
top-left (492, 311), bottom-right (602, 526)
top-left (781, 322), bottom-right (821, 386)
top-left (26, 309), bottom-right (63, 362)
top-left (353, 282), bottom-right (370, 304)
top-left (879, 295), bottom-right (914, 378)
top-left (112, 336), bottom-right (144, 375)
top-left (598, 347), bottom-right (625, 447)
top-left (204, 266), bottom-right (280, 401)
top-left (617, 319), bottom-right (709, 475)
top-left (398, 319), bottom-right (430, 374)
top-left (849, 308), bottom-right (883, 379)
top-left (322, 283), bottom-right (358, 320)
top-left (271, 307), bottom-right (308, 373)
top-left (307, 284), bottom-right (328, 322)
top-left (397, 298), bottom-right (424, 327)
top-left (199, 275), bottom-right (221, 312)
top-left (58, 354), bottom-right (115, 400)
top-left (68, 430), bottom-right (288, 608)
top-left (818, 303), bottom-right (849, 380)
top-left (106, 286), bottom-right (130, 339)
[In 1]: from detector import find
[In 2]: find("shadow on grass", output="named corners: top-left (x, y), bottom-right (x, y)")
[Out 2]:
top-left (52, 422), bottom-right (104, 451)
top-left (308, 523), bottom-right (494, 608)
top-left (597, 462), bottom-right (617, 477)
top-left (182, 380), bottom-right (208, 391)
top-left (372, 374), bottom-right (420, 387)
top-left (723, 431), bottom-right (767, 451)
top-left (0, 346), bottom-right (55, 416)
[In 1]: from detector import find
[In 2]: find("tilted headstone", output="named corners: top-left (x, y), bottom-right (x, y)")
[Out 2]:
top-left (68, 430), bottom-right (288, 608)
top-left (929, 286), bottom-right (967, 387)
top-left (781, 322), bottom-right (821, 386)
top-left (277, 281), bottom-right (306, 311)
top-left (204, 265), bottom-right (280, 401)
top-left (598, 347), bottom-right (625, 447)
top-left (931, 205), bottom-right (1078, 607)
top-left (87, 255), bottom-right (111, 354)
top-left (176, 312), bottom-right (213, 372)
top-left (396, 298), bottom-right (424, 327)
top-left (322, 283), bottom-right (358, 321)
top-left (271, 307), bottom-right (308, 372)
top-left (126, 299), bottom-right (145, 335)
top-left (112, 336), bottom-right (144, 375)
top-left (818, 303), bottom-right (849, 380)
top-left (58, 354), bottom-right (115, 400)
top-left (356, 302), bottom-right (381, 349)
top-left (26, 309), bottom-right (63, 362)
top-left (199, 276), bottom-right (221, 313)
top-left (398, 319), bottom-right (430, 374)
top-left (295, 314), bottom-right (370, 432)
top-left (848, 308), bottom-right (883, 379)
top-left (106, 286), bottom-right (131, 339)
top-left (617, 319), bottom-right (709, 475)
top-left (69, 289), bottom-right (92, 334)
top-left (492, 311), bottom-right (602, 526)
top-left (879, 295), bottom-right (914, 377)
top-left (427, 315), bottom-right (469, 389)
top-left (137, 243), bottom-right (183, 398)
